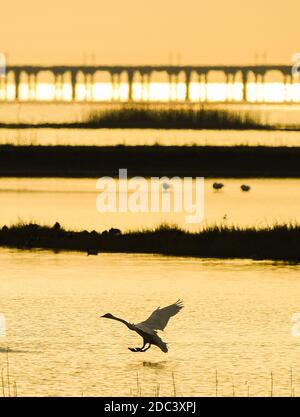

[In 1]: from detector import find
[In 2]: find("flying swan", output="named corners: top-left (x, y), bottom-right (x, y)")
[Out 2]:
top-left (101, 300), bottom-right (184, 353)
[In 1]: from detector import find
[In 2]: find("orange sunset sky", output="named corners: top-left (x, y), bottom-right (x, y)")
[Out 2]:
top-left (1, 0), bottom-right (299, 65)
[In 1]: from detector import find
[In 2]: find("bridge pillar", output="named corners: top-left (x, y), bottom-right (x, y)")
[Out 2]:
top-left (28, 72), bottom-right (38, 100)
top-left (14, 71), bottom-right (20, 101)
top-left (54, 73), bottom-right (60, 101)
top-left (175, 73), bottom-right (179, 101)
top-left (231, 73), bottom-right (236, 101)
top-left (117, 73), bottom-right (121, 101)
top-left (198, 73), bottom-right (207, 102)
top-left (140, 73), bottom-right (144, 101)
top-left (225, 73), bottom-right (230, 102)
top-left (141, 72), bottom-right (149, 102)
top-left (71, 71), bottom-right (77, 101)
top-left (34, 73), bottom-right (38, 99)
top-left (259, 73), bottom-right (265, 102)
top-left (27, 72), bottom-right (31, 99)
top-left (203, 73), bottom-right (208, 102)
top-left (110, 72), bottom-right (115, 101)
top-left (168, 72), bottom-right (173, 101)
top-left (127, 70), bottom-right (134, 102)
top-left (89, 73), bottom-right (95, 101)
top-left (111, 72), bottom-right (120, 102)
top-left (168, 72), bottom-right (180, 101)
top-left (241, 71), bottom-right (248, 102)
top-left (225, 72), bottom-right (236, 102)
top-left (185, 70), bottom-right (191, 102)
top-left (255, 73), bottom-right (265, 102)
top-left (84, 72), bottom-right (89, 101)
top-left (290, 74), bottom-right (295, 102)
top-left (0, 71), bottom-right (6, 100)
top-left (58, 72), bottom-right (65, 101)
top-left (254, 73), bottom-right (258, 102)
top-left (197, 73), bottom-right (201, 101)
top-left (145, 72), bottom-right (151, 101)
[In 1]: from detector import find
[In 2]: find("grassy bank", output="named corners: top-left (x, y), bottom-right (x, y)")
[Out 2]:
top-left (85, 107), bottom-right (267, 130)
top-left (0, 106), bottom-right (278, 130)
top-left (0, 145), bottom-right (300, 177)
top-left (1, 223), bottom-right (299, 262)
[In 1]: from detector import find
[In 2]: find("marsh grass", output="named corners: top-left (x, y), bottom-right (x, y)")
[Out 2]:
top-left (270, 371), bottom-right (274, 397)
top-left (215, 369), bottom-right (219, 397)
top-left (0, 353), bottom-right (298, 397)
top-left (85, 106), bottom-right (267, 130)
top-left (128, 369), bottom-right (298, 397)
top-left (0, 349), bottom-right (17, 397)
top-left (0, 106), bottom-right (269, 130)
top-left (1, 221), bottom-right (300, 262)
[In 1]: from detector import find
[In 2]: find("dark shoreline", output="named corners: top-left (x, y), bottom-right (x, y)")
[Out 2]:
top-left (1, 223), bottom-right (299, 262)
top-left (1, 145), bottom-right (300, 177)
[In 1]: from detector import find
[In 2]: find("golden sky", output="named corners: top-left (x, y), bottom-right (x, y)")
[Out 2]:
top-left (1, 0), bottom-right (299, 65)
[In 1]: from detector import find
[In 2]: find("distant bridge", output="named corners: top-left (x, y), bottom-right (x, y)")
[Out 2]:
top-left (0, 64), bottom-right (297, 103)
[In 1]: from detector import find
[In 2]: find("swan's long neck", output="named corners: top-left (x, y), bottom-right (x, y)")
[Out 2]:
top-left (111, 315), bottom-right (135, 331)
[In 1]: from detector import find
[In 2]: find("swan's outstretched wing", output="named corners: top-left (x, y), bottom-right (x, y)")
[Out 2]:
top-left (138, 300), bottom-right (183, 331)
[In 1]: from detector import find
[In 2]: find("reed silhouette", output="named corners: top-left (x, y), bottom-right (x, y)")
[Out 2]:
top-left (0, 106), bottom-right (271, 130)
top-left (85, 106), bottom-right (266, 130)
top-left (1, 222), bottom-right (300, 262)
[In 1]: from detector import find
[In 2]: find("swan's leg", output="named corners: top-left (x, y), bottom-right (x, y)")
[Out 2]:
top-left (140, 343), bottom-right (151, 352)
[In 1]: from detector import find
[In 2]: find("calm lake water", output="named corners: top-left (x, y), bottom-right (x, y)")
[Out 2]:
top-left (1, 177), bottom-right (300, 231)
top-left (0, 103), bottom-right (300, 147)
top-left (0, 249), bottom-right (299, 396)
top-left (0, 104), bottom-right (300, 397)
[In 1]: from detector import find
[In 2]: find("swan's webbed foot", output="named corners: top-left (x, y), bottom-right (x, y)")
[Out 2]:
top-left (128, 344), bottom-right (151, 353)
top-left (128, 347), bottom-right (142, 352)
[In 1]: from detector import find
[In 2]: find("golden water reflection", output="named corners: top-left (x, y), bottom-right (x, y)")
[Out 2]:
top-left (0, 250), bottom-right (299, 396)
top-left (2, 82), bottom-right (300, 102)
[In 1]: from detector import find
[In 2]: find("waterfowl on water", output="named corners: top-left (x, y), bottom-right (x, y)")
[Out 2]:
top-left (241, 184), bottom-right (251, 192)
top-left (213, 182), bottom-right (224, 191)
top-left (101, 300), bottom-right (184, 353)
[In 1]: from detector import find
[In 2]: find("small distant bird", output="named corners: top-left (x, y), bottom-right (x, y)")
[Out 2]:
top-left (87, 249), bottom-right (99, 256)
top-left (53, 222), bottom-right (61, 231)
top-left (108, 228), bottom-right (121, 236)
top-left (241, 184), bottom-right (251, 192)
top-left (101, 300), bottom-right (183, 353)
top-left (213, 182), bottom-right (224, 191)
